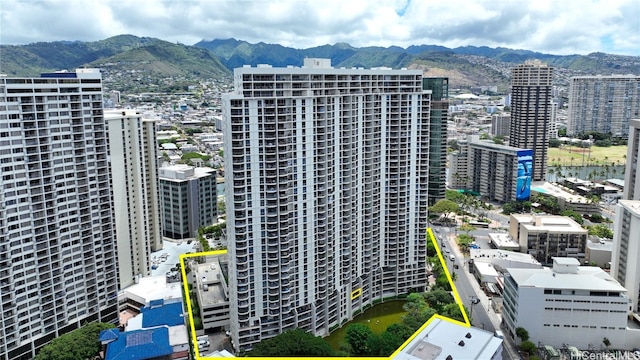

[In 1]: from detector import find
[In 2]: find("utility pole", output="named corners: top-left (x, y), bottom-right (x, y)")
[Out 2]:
top-left (469, 296), bottom-right (479, 322)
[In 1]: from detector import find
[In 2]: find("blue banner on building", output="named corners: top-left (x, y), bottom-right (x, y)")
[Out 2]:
top-left (516, 149), bottom-right (533, 200)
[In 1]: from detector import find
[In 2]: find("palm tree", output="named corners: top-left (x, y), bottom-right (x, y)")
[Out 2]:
top-left (547, 168), bottom-right (556, 182)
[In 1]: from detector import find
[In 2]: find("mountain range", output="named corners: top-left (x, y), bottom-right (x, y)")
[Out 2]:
top-left (2, 34), bottom-right (639, 91)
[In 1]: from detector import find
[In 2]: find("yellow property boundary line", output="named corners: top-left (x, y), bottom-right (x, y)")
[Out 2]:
top-left (179, 227), bottom-right (469, 359)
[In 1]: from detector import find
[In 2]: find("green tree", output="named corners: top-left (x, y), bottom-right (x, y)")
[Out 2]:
top-left (520, 340), bottom-right (538, 355)
top-left (247, 329), bottom-right (335, 356)
top-left (385, 323), bottom-right (414, 342)
top-left (375, 331), bottom-right (403, 356)
top-left (429, 199), bottom-right (459, 222)
top-left (423, 289), bottom-right (454, 313)
top-left (515, 327), bottom-right (530, 342)
top-left (345, 323), bottom-right (375, 356)
top-left (35, 322), bottom-right (115, 360)
top-left (588, 224), bottom-right (614, 239)
top-left (548, 138), bottom-right (561, 148)
top-left (217, 199), bottom-right (226, 215)
top-left (440, 302), bottom-right (466, 322)
top-left (560, 209), bottom-right (584, 225)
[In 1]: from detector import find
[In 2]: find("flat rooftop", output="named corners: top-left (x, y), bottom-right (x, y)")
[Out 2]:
top-left (507, 265), bottom-right (628, 292)
top-left (395, 318), bottom-right (502, 360)
top-left (195, 257), bottom-right (229, 307)
top-left (120, 275), bottom-right (183, 306)
top-left (511, 214), bottom-right (587, 234)
top-left (488, 233), bottom-right (520, 249)
top-left (531, 182), bottom-right (591, 204)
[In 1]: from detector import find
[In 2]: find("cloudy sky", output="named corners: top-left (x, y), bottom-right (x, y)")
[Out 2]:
top-left (1, 0), bottom-right (639, 56)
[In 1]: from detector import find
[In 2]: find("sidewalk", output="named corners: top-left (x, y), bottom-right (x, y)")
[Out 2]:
top-left (448, 231), bottom-right (523, 360)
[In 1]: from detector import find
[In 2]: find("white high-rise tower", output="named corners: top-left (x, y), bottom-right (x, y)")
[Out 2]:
top-left (105, 109), bottom-right (163, 289)
top-left (0, 69), bottom-right (119, 359)
top-left (222, 59), bottom-right (430, 352)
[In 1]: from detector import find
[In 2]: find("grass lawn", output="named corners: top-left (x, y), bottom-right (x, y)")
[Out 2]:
top-left (547, 145), bottom-right (627, 166)
top-left (324, 300), bottom-right (406, 351)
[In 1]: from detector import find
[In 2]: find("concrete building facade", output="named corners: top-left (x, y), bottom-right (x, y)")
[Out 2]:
top-left (468, 140), bottom-right (532, 202)
top-left (490, 114), bottom-right (510, 137)
top-left (222, 59), bottom-right (430, 351)
top-left (510, 214), bottom-right (588, 265)
top-left (624, 118), bottom-right (640, 200)
top-left (503, 258), bottom-right (633, 350)
top-left (509, 61), bottom-right (553, 181)
top-left (106, 109), bottom-right (163, 289)
top-left (0, 69), bottom-right (119, 359)
top-left (611, 200), bottom-right (640, 316)
top-left (158, 164), bottom-right (217, 239)
top-left (423, 77), bottom-right (449, 205)
top-left (567, 75), bottom-right (640, 137)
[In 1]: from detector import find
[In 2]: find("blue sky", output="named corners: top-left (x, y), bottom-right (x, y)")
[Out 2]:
top-left (1, 0), bottom-right (638, 56)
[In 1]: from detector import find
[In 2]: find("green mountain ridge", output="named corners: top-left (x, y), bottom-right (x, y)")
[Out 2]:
top-left (2, 35), bottom-right (639, 91)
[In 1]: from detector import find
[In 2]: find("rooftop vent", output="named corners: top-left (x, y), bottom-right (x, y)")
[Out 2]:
top-left (465, 332), bottom-right (472, 338)
top-left (458, 340), bottom-right (465, 347)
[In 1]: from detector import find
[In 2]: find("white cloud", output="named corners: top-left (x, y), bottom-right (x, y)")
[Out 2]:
top-left (0, 0), bottom-right (638, 55)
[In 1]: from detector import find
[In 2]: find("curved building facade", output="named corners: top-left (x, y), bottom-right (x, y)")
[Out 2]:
top-left (222, 59), bottom-right (430, 352)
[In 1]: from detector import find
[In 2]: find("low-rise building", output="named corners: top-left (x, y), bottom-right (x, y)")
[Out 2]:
top-left (488, 233), bottom-right (521, 251)
top-left (510, 214), bottom-right (588, 265)
top-left (394, 317), bottom-right (503, 360)
top-left (503, 258), bottom-right (635, 350)
top-left (195, 255), bottom-right (231, 331)
top-left (531, 182), bottom-right (599, 214)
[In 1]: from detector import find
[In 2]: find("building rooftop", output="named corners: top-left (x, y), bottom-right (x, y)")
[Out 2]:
top-left (506, 263), bottom-right (627, 292)
top-left (119, 274), bottom-right (183, 308)
top-left (140, 300), bottom-right (185, 328)
top-left (531, 182), bottom-right (592, 205)
top-left (619, 200), bottom-right (640, 216)
top-left (487, 233), bottom-right (520, 250)
top-left (510, 214), bottom-right (587, 234)
top-left (196, 257), bottom-right (229, 307)
top-left (159, 164), bottom-right (216, 181)
top-left (395, 318), bottom-right (502, 360)
top-left (105, 327), bottom-right (173, 360)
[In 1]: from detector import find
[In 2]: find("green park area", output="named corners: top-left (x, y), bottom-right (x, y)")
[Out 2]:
top-left (323, 300), bottom-right (406, 351)
top-left (547, 145), bottom-right (627, 166)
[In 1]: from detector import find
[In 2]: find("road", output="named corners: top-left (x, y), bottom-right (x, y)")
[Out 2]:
top-left (432, 223), bottom-right (520, 360)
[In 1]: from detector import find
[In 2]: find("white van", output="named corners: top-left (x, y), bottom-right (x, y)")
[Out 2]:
top-left (494, 330), bottom-right (505, 339)
top-left (449, 254), bottom-right (455, 262)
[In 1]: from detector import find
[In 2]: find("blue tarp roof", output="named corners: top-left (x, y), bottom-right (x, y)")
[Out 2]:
top-left (105, 327), bottom-right (172, 360)
top-left (140, 301), bottom-right (184, 328)
top-left (99, 328), bottom-right (120, 342)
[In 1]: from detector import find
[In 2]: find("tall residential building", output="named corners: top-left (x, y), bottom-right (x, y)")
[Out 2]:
top-left (468, 140), bottom-right (532, 202)
top-left (222, 59), bottom-right (430, 351)
top-left (611, 119), bottom-right (640, 329)
top-left (105, 109), bottom-right (162, 289)
top-left (0, 69), bottom-right (119, 359)
top-left (423, 77), bottom-right (448, 205)
top-left (158, 164), bottom-right (217, 239)
top-left (509, 61), bottom-right (553, 181)
top-left (624, 118), bottom-right (640, 200)
top-left (567, 75), bottom-right (640, 137)
top-left (447, 137), bottom-right (472, 189)
top-left (611, 200), bottom-right (640, 315)
top-left (490, 114), bottom-right (510, 137)
top-left (503, 258), bottom-right (634, 349)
